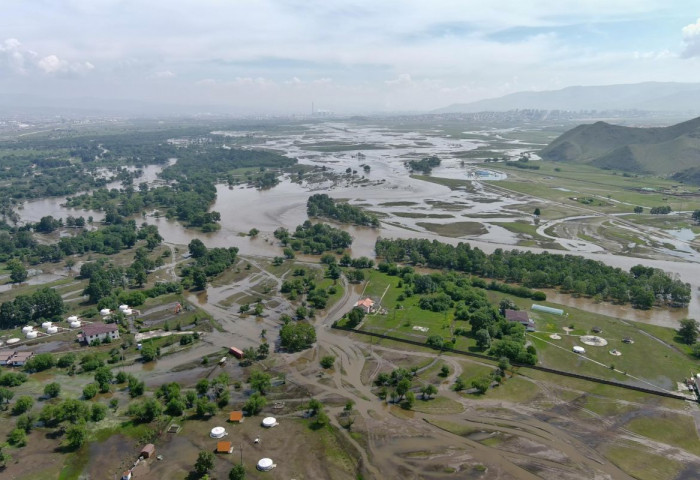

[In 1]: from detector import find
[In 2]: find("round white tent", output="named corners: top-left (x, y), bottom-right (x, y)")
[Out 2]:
top-left (6, 338), bottom-right (20, 345)
top-left (261, 417), bottom-right (278, 428)
top-left (573, 346), bottom-right (586, 354)
top-left (257, 458), bottom-right (275, 471)
top-left (67, 315), bottom-right (78, 322)
top-left (210, 427), bottom-right (226, 438)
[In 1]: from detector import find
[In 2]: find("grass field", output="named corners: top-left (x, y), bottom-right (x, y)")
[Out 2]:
top-left (485, 161), bottom-right (699, 215)
top-left (344, 269), bottom-right (695, 392)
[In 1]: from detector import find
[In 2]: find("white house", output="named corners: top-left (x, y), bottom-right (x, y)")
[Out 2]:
top-left (79, 323), bottom-right (120, 345)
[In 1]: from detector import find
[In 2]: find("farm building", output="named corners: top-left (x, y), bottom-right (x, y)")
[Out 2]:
top-left (355, 298), bottom-right (375, 313)
top-left (504, 309), bottom-right (536, 332)
top-left (10, 351), bottom-right (34, 366)
top-left (217, 441), bottom-right (233, 454)
top-left (78, 323), bottom-right (120, 345)
top-left (0, 350), bottom-right (15, 365)
top-left (229, 411), bottom-right (244, 423)
top-left (140, 444), bottom-right (155, 458)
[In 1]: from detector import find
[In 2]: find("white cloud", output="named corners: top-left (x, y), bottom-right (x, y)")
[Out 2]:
top-left (149, 70), bottom-right (175, 79)
top-left (681, 18), bottom-right (700, 58)
top-left (1, 38), bottom-right (94, 75)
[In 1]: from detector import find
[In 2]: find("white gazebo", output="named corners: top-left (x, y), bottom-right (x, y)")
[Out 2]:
top-left (257, 458), bottom-right (276, 471)
top-left (261, 417), bottom-right (278, 428)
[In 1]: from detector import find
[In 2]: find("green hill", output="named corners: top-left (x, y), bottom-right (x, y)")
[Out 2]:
top-left (539, 117), bottom-right (700, 176)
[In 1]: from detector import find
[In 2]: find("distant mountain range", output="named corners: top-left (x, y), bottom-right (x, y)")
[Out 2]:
top-left (434, 82), bottom-right (700, 114)
top-left (539, 116), bottom-right (700, 179)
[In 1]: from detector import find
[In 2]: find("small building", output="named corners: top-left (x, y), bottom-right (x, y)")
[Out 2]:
top-left (573, 346), bottom-right (586, 354)
top-left (229, 347), bottom-right (244, 359)
top-left (216, 441), bottom-right (233, 454)
top-left (229, 411), bottom-right (244, 423)
top-left (504, 309), bottom-right (536, 332)
top-left (78, 323), bottom-right (120, 345)
top-left (121, 471), bottom-right (132, 480)
top-left (140, 443), bottom-right (155, 459)
top-left (355, 298), bottom-right (375, 314)
top-left (0, 350), bottom-right (16, 366)
top-left (10, 351), bottom-right (34, 366)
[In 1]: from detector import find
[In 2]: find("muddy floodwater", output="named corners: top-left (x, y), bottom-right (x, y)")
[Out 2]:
top-left (15, 122), bottom-right (700, 325)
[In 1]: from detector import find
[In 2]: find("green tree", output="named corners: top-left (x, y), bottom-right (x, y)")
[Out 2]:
top-left (678, 318), bottom-right (699, 345)
top-left (439, 365), bottom-right (450, 378)
top-left (188, 239), bottom-right (207, 258)
top-left (44, 382), bottom-right (61, 398)
top-left (320, 355), bottom-right (335, 369)
top-left (229, 464), bottom-right (246, 480)
top-left (249, 371), bottom-right (271, 395)
top-left (471, 376), bottom-right (491, 394)
top-left (421, 384), bottom-right (438, 400)
top-left (24, 353), bottom-right (55, 372)
top-left (243, 392), bottom-right (267, 415)
top-left (8, 428), bottom-right (27, 447)
top-left (0, 387), bottom-right (14, 406)
top-left (196, 378), bottom-right (209, 396)
top-left (91, 403), bottom-right (108, 422)
top-left (195, 398), bottom-right (216, 417)
top-left (192, 268), bottom-right (208, 290)
top-left (12, 396), bottom-right (33, 416)
top-left (474, 329), bottom-right (491, 349)
top-left (634, 206), bottom-right (643, 214)
top-left (65, 422), bottom-right (88, 449)
top-left (82, 383), bottom-right (98, 400)
top-left (693, 209), bottom-right (700, 224)
top-left (402, 391), bottom-right (415, 410)
top-left (498, 357), bottom-right (511, 375)
top-left (141, 342), bottom-right (159, 362)
top-left (94, 366), bottom-right (114, 393)
top-left (195, 450), bottom-right (215, 476)
top-left (8, 258), bottom-right (28, 284)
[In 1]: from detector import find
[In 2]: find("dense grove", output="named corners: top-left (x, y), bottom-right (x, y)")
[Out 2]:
top-left (407, 156), bottom-right (440, 174)
top-left (0, 288), bottom-right (65, 329)
top-left (375, 238), bottom-right (691, 309)
top-left (182, 239), bottom-right (239, 289)
top-left (307, 194), bottom-right (379, 227)
top-left (0, 221), bottom-right (161, 264)
top-left (276, 221), bottom-right (353, 254)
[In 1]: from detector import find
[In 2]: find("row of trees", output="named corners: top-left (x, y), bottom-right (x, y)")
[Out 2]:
top-left (375, 238), bottom-right (691, 308)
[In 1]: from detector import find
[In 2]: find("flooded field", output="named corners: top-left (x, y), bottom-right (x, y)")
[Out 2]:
top-left (14, 122), bottom-right (700, 324)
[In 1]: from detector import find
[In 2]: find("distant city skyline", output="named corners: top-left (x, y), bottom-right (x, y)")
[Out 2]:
top-left (1, 1), bottom-right (700, 114)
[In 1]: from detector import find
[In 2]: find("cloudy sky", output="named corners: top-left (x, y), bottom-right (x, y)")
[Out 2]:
top-left (1, 0), bottom-right (700, 114)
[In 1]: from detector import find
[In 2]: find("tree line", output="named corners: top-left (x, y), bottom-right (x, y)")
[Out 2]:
top-left (375, 238), bottom-right (691, 309)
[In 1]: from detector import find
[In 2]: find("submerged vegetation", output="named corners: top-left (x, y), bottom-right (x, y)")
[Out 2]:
top-left (307, 193), bottom-right (379, 227)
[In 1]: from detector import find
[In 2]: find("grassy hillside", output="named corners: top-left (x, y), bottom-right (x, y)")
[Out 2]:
top-left (540, 117), bottom-right (700, 175)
